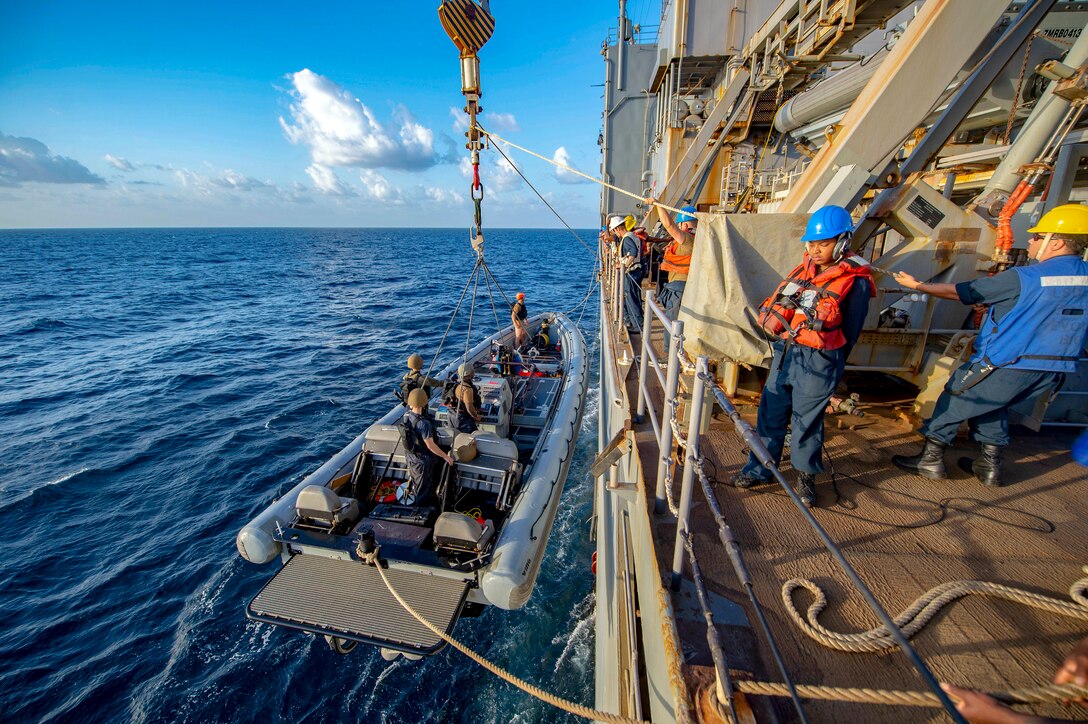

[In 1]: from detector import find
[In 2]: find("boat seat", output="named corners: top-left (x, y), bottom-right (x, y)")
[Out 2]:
top-left (364, 423), bottom-right (404, 457)
top-left (295, 484), bottom-right (360, 531)
top-left (434, 512), bottom-right (494, 553)
top-left (472, 432), bottom-right (518, 461)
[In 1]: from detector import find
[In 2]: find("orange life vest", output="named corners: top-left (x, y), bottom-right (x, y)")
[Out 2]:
top-left (660, 238), bottom-right (692, 275)
top-left (758, 254), bottom-right (875, 350)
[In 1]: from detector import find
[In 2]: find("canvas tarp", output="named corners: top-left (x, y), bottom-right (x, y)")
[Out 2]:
top-left (678, 213), bottom-right (809, 367)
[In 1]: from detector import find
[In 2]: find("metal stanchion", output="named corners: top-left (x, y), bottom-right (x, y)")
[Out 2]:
top-left (634, 292), bottom-right (653, 422)
top-left (671, 355), bottom-right (708, 589)
top-left (654, 315), bottom-right (683, 514)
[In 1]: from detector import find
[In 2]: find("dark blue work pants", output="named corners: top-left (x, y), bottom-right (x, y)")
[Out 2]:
top-left (623, 270), bottom-right (644, 333)
top-left (921, 361), bottom-right (1059, 446)
top-left (406, 452), bottom-right (436, 504)
top-left (658, 280), bottom-right (686, 321)
top-left (741, 340), bottom-right (845, 480)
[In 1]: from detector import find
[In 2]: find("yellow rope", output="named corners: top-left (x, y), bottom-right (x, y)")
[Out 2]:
top-left (477, 126), bottom-right (686, 216)
top-left (368, 556), bottom-right (648, 724)
top-left (783, 574), bottom-right (1088, 653)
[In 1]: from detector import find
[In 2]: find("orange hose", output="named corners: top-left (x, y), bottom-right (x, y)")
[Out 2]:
top-left (996, 179), bottom-right (1034, 253)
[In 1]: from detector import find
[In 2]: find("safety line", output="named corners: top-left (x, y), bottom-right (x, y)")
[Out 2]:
top-left (484, 136), bottom-right (600, 259)
top-left (426, 258), bottom-right (481, 380)
top-left (478, 126), bottom-right (686, 216)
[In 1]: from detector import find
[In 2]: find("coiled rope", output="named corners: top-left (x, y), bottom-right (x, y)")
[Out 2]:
top-left (365, 553), bottom-right (648, 724)
top-left (783, 573), bottom-right (1088, 653)
top-left (366, 549), bottom-right (1088, 715)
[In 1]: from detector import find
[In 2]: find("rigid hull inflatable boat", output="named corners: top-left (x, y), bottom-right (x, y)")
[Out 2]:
top-left (237, 313), bottom-right (587, 658)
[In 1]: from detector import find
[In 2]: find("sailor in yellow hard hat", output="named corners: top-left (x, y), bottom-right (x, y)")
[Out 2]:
top-left (892, 203), bottom-right (1088, 487)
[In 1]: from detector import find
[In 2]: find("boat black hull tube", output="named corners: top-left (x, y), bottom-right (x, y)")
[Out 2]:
top-left (236, 313), bottom-right (588, 658)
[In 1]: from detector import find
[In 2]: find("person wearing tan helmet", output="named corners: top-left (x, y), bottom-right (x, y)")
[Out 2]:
top-left (401, 387), bottom-right (454, 505)
top-left (399, 353), bottom-right (443, 406)
top-left (511, 292), bottom-right (528, 350)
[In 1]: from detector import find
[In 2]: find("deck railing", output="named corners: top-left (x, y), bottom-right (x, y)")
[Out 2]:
top-left (632, 290), bottom-right (685, 515)
top-left (672, 359), bottom-right (967, 723)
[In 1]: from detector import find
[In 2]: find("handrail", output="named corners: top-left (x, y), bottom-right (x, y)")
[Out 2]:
top-left (685, 365), bottom-right (968, 724)
top-left (631, 289), bottom-right (684, 514)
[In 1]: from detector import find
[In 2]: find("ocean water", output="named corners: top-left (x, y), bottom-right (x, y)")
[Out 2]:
top-left (0, 227), bottom-right (600, 723)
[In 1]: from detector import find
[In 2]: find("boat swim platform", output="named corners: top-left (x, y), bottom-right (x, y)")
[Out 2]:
top-left (248, 554), bottom-right (469, 654)
top-left (624, 326), bottom-right (1088, 723)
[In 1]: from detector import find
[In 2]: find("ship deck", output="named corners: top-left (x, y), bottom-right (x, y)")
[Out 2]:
top-left (627, 324), bottom-right (1088, 723)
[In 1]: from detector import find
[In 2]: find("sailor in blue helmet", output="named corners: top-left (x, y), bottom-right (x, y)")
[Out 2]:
top-left (891, 203), bottom-right (1088, 487)
top-left (731, 205), bottom-right (875, 506)
top-left (651, 201), bottom-right (696, 321)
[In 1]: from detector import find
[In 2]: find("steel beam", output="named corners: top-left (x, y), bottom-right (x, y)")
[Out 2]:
top-left (778, 0), bottom-right (1010, 214)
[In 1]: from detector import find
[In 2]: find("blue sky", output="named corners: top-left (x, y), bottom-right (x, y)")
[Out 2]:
top-left (0, 1), bottom-right (661, 228)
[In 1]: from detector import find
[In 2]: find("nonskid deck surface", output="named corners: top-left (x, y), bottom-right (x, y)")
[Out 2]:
top-left (629, 326), bottom-right (1088, 723)
top-left (249, 555), bottom-right (468, 653)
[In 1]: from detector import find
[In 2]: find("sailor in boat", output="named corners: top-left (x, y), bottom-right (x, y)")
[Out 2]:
top-left (892, 203), bottom-right (1088, 487)
top-left (732, 204), bottom-right (875, 507)
top-left (606, 214), bottom-right (645, 333)
top-left (449, 362), bottom-right (483, 434)
top-left (650, 200), bottom-right (696, 321)
top-left (511, 292), bottom-right (529, 350)
top-left (400, 353), bottom-right (443, 406)
top-left (401, 387), bottom-right (455, 505)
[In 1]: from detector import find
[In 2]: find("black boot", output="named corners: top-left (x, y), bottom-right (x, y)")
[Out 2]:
top-left (893, 438), bottom-right (948, 480)
top-left (958, 443), bottom-right (1003, 487)
top-left (796, 472), bottom-right (816, 508)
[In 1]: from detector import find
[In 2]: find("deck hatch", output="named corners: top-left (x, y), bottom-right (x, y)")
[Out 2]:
top-left (248, 554), bottom-right (469, 654)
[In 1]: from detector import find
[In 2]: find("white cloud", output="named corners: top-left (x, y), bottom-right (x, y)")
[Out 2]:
top-left (104, 154), bottom-right (135, 172)
top-left (450, 107), bottom-right (469, 133)
top-left (357, 170), bottom-right (463, 208)
top-left (173, 167), bottom-right (274, 195)
top-left (553, 146), bottom-right (592, 185)
top-left (0, 132), bottom-right (105, 187)
top-left (359, 170), bottom-right (401, 203)
top-left (459, 151), bottom-right (521, 192)
top-left (482, 112), bottom-right (521, 132)
top-left (281, 69), bottom-right (437, 171)
top-left (305, 164), bottom-right (353, 195)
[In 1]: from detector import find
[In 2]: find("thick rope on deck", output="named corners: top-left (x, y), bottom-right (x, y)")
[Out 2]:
top-left (783, 573), bottom-right (1088, 653)
top-left (368, 557), bottom-right (647, 724)
top-left (733, 680), bottom-right (1088, 708)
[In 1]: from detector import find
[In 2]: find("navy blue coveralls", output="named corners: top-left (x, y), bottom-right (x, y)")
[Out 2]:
top-left (740, 278), bottom-right (873, 480)
top-left (922, 254), bottom-right (1088, 446)
top-left (403, 409), bottom-right (438, 503)
top-left (621, 232), bottom-right (644, 332)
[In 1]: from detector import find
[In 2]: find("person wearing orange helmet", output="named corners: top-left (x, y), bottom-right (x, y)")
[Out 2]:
top-left (893, 203), bottom-right (1088, 487)
top-left (511, 291), bottom-right (528, 350)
